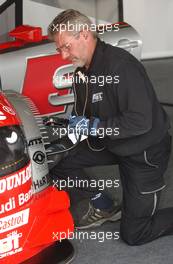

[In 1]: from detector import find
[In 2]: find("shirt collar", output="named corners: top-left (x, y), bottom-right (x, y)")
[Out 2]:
top-left (75, 38), bottom-right (106, 76)
top-left (86, 38), bottom-right (105, 75)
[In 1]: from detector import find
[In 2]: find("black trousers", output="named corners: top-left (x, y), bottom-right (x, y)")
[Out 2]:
top-left (51, 133), bottom-right (173, 245)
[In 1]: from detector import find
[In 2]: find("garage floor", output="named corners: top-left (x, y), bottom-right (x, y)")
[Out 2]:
top-left (69, 57), bottom-right (173, 264)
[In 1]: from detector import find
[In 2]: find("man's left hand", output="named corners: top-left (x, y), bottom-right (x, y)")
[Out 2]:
top-left (68, 115), bottom-right (100, 136)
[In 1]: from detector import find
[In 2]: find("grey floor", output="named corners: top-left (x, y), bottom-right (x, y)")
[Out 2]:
top-left (69, 57), bottom-right (173, 264)
top-left (72, 223), bottom-right (173, 264)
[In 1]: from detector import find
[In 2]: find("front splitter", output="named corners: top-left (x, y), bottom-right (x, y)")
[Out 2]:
top-left (21, 239), bottom-right (75, 264)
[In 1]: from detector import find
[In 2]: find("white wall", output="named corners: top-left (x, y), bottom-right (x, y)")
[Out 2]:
top-left (31, 0), bottom-right (118, 23)
top-left (0, 2), bottom-right (15, 42)
top-left (23, 0), bottom-right (109, 35)
top-left (23, 1), bottom-right (64, 35)
top-left (123, 0), bottom-right (173, 59)
top-left (0, 0), bottom-right (6, 5)
top-left (0, 0), bottom-right (112, 43)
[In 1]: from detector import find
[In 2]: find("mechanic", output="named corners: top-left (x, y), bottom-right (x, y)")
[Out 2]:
top-left (48, 9), bottom-right (173, 245)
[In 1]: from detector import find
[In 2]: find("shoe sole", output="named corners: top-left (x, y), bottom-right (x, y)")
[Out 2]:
top-left (75, 210), bottom-right (121, 230)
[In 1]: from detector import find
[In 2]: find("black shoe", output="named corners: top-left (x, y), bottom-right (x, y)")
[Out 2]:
top-left (76, 203), bottom-right (121, 230)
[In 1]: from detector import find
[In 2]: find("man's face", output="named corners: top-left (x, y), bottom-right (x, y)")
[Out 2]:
top-left (54, 31), bottom-right (88, 67)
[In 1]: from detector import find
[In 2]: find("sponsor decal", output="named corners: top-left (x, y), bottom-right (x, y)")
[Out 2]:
top-left (0, 163), bottom-right (32, 194)
top-left (18, 188), bottom-right (33, 206)
top-left (28, 137), bottom-right (43, 147)
top-left (33, 151), bottom-right (45, 164)
top-left (0, 197), bottom-right (16, 215)
top-left (33, 176), bottom-right (48, 190)
top-left (0, 163), bottom-right (33, 215)
top-left (0, 231), bottom-right (22, 258)
top-left (0, 209), bottom-right (29, 234)
top-left (0, 188), bottom-right (33, 215)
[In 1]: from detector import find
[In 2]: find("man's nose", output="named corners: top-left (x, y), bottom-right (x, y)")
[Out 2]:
top-left (61, 50), bottom-right (70, 60)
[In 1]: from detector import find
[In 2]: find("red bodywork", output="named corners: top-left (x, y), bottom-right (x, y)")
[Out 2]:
top-left (0, 93), bottom-right (74, 263)
top-left (0, 93), bottom-right (20, 127)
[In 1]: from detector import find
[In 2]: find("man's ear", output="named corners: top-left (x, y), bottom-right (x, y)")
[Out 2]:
top-left (81, 30), bottom-right (88, 40)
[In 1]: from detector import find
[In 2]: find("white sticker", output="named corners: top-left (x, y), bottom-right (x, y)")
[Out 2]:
top-left (0, 231), bottom-right (22, 258)
top-left (0, 111), bottom-right (6, 121)
top-left (0, 208), bottom-right (30, 234)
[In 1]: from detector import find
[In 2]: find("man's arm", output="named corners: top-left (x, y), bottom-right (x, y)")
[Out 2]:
top-left (99, 61), bottom-right (153, 139)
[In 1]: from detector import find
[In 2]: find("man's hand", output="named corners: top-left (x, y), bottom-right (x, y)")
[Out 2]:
top-left (68, 115), bottom-right (100, 136)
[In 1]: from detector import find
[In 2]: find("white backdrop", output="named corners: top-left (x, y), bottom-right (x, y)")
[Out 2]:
top-left (123, 0), bottom-right (173, 59)
top-left (23, 0), bottom-right (109, 35)
top-left (0, 1), bottom-right (15, 42)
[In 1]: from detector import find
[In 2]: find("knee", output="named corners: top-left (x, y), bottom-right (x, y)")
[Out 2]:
top-left (121, 231), bottom-right (142, 246)
top-left (120, 220), bottom-right (150, 246)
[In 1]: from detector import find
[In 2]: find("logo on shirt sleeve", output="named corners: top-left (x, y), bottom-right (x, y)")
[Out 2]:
top-left (92, 92), bottom-right (103, 103)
